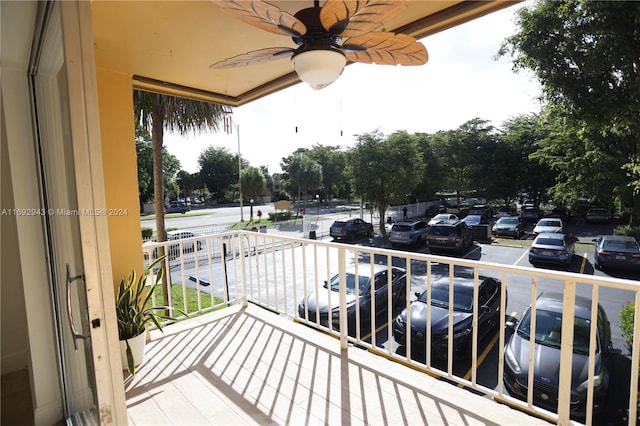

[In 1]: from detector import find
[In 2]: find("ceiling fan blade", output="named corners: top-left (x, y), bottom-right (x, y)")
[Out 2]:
top-left (320, 0), bottom-right (409, 38)
top-left (210, 47), bottom-right (294, 69)
top-left (211, 0), bottom-right (306, 37)
top-left (342, 32), bottom-right (427, 65)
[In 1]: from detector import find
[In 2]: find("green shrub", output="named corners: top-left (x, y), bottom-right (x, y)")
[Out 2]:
top-left (141, 227), bottom-right (153, 240)
top-left (620, 301), bottom-right (635, 349)
top-left (268, 211), bottom-right (294, 221)
top-left (614, 225), bottom-right (640, 241)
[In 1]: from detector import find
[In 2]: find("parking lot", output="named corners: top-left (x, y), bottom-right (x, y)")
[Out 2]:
top-left (328, 217), bottom-right (637, 424)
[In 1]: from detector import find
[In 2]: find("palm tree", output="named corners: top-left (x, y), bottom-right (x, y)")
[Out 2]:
top-left (133, 91), bottom-right (226, 305)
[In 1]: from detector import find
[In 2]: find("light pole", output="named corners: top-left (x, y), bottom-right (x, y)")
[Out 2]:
top-left (316, 194), bottom-right (319, 216)
top-left (237, 124), bottom-right (243, 222)
top-left (224, 110), bottom-right (243, 222)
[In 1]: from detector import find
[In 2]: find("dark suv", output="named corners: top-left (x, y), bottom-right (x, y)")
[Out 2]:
top-left (425, 222), bottom-right (473, 254)
top-left (330, 218), bottom-right (373, 241)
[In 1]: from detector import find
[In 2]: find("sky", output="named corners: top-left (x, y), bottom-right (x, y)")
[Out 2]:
top-left (163, 3), bottom-right (542, 175)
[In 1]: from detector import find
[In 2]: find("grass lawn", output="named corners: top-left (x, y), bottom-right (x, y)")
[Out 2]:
top-left (152, 284), bottom-right (226, 318)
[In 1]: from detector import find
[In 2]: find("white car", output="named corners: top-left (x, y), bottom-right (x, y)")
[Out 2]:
top-left (143, 230), bottom-right (205, 260)
top-left (532, 218), bottom-right (564, 235)
top-left (428, 213), bottom-right (459, 226)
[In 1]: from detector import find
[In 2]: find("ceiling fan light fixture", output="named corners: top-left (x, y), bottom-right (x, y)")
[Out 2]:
top-left (292, 49), bottom-right (346, 86)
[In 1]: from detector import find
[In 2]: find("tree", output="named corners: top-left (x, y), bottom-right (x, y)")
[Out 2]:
top-left (198, 146), bottom-right (242, 203)
top-left (133, 90), bottom-right (225, 306)
top-left (281, 151), bottom-right (322, 202)
top-left (497, 114), bottom-right (554, 206)
top-left (306, 144), bottom-right (348, 202)
top-left (136, 126), bottom-right (181, 209)
top-left (499, 0), bottom-right (640, 218)
top-left (347, 130), bottom-right (423, 236)
top-left (412, 133), bottom-right (445, 201)
top-left (240, 167), bottom-right (266, 221)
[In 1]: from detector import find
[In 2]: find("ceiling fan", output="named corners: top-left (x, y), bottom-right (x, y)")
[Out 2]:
top-left (210, 0), bottom-right (428, 89)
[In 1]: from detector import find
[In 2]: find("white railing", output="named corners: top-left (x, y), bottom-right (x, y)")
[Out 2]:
top-left (141, 230), bottom-right (640, 425)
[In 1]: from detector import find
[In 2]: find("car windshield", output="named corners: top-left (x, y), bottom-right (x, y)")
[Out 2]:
top-left (417, 285), bottom-right (473, 312)
top-left (498, 218), bottom-right (518, 225)
top-left (332, 222), bottom-right (346, 228)
top-left (517, 309), bottom-right (596, 353)
top-left (392, 225), bottom-right (412, 232)
top-left (428, 226), bottom-right (457, 236)
top-left (433, 214), bottom-right (449, 221)
top-left (535, 237), bottom-right (564, 246)
top-left (538, 220), bottom-right (560, 226)
top-left (603, 240), bottom-right (639, 251)
top-left (328, 273), bottom-right (371, 295)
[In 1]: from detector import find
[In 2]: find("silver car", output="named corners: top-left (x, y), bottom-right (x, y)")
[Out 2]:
top-left (532, 218), bottom-right (564, 235)
top-left (389, 220), bottom-right (429, 246)
top-left (528, 232), bottom-right (576, 267)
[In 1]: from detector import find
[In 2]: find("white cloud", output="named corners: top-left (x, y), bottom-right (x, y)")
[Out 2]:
top-left (164, 3), bottom-right (540, 175)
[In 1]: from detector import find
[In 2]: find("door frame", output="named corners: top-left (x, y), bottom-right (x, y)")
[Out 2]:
top-left (58, 2), bottom-right (127, 423)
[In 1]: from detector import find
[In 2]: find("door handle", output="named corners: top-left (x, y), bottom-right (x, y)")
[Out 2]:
top-left (66, 263), bottom-right (90, 350)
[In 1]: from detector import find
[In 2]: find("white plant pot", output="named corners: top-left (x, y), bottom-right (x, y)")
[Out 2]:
top-left (120, 332), bottom-right (146, 372)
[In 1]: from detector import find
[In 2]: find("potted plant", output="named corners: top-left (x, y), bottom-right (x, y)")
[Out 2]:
top-left (116, 256), bottom-right (184, 375)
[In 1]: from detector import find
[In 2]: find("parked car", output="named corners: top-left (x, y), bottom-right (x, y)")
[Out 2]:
top-left (528, 232), bottom-right (576, 267)
top-left (586, 208), bottom-right (610, 223)
top-left (520, 207), bottom-right (541, 222)
top-left (468, 205), bottom-right (493, 221)
top-left (593, 235), bottom-right (640, 272)
top-left (330, 218), bottom-right (373, 241)
top-left (491, 216), bottom-right (524, 239)
top-left (393, 276), bottom-right (503, 359)
top-left (389, 220), bottom-right (429, 246)
top-left (462, 214), bottom-right (488, 227)
top-left (504, 292), bottom-right (614, 421)
top-left (425, 204), bottom-right (447, 217)
top-left (424, 222), bottom-right (473, 254)
top-left (165, 201), bottom-right (190, 214)
top-left (496, 206), bottom-right (517, 218)
top-left (548, 207), bottom-right (571, 223)
top-left (143, 230), bottom-right (204, 260)
top-left (297, 264), bottom-right (407, 335)
top-left (532, 218), bottom-right (565, 235)
top-left (427, 213), bottom-right (459, 226)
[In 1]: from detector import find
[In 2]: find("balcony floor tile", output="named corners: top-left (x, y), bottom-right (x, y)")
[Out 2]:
top-left (125, 303), bottom-right (550, 426)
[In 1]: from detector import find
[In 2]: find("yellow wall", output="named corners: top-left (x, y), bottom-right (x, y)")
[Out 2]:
top-left (95, 68), bottom-right (144, 285)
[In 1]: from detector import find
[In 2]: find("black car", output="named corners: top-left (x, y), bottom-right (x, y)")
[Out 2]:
top-left (468, 205), bottom-right (493, 221)
top-left (593, 235), bottom-right (640, 272)
top-left (520, 207), bottom-right (541, 222)
top-left (393, 276), bottom-right (503, 359)
top-left (298, 264), bottom-right (406, 335)
top-left (504, 292), bottom-right (614, 421)
top-left (329, 218), bottom-right (373, 241)
top-left (424, 222), bottom-right (473, 254)
top-left (548, 207), bottom-right (571, 224)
